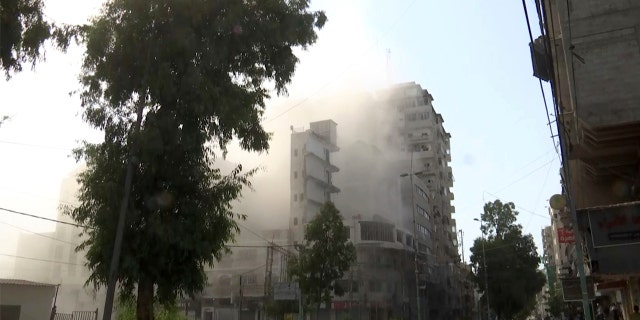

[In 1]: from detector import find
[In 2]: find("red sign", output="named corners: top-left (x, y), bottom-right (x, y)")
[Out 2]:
top-left (331, 301), bottom-right (359, 310)
top-left (557, 227), bottom-right (575, 244)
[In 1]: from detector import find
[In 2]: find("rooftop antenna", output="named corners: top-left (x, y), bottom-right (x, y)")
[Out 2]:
top-left (386, 48), bottom-right (392, 85)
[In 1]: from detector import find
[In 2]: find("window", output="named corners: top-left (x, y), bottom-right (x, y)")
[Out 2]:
top-left (396, 230), bottom-right (403, 242)
top-left (416, 186), bottom-right (429, 200)
top-left (344, 227), bottom-right (351, 239)
top-left (293, 171), bottom-right (298, 179)
top-left (419, 112), bottom-right (429, 120)
top-left (406, 234), bottom-right (413, 247)
top-left (360, 221), bottom-right (394, 242)
top-left (417, 224), bottom-right (430, 238)
top-left (416, 205), bottom-right (430, 220)
top-left (334, 280), bottom-right (351, 294)
top-left (243, 274), bottom-right (257, 285)
top-left (294, 149), bottom-right (298, 156)
top-left (0, 305), bottom-right (21, 320)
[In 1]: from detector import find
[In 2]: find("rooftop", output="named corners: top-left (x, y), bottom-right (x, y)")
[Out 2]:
top-left (0, 278), bottom-right (56, 287)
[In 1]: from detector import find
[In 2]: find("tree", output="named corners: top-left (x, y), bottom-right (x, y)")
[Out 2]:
top-left (0, 115), bottom-right (9, 127)
top-left (68, 1), bottom-right (326, 319)
top-left (546, 284), bottom-right (567, 318)
top-left (0, 0), bottom-right (81, 78)
top-left (288, 202), bottom-right (356, 311)
top-left (0, 0), bottom-right (49, 76)
top-left (470, 200), bottom-right (546, 320)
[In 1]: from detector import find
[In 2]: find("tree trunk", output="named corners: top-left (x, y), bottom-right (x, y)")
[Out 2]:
top-left (137, 276), bottom-right (155, 320)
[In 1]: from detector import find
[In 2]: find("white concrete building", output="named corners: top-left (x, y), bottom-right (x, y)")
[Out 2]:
top-left (289, 120), bottom-right (340, 244)
top-left (378, 82), bottom-right (459, 319)
top-left (0, 279), bottom-right (56, 320)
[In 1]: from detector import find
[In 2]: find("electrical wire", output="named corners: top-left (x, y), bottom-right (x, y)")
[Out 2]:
top-left (0, 140), bottom-right (74, 151)
top-left (0, 252), bottom-right (83, 266)
top-left (491, 157), bottom-right (556, 195)
top-left (521, 0), bottom-right (562, 164)
top-left (0, 207), bottom-right (89, 228)
top-left (0, 221), bottom-right (80, 246)
top-left (236, 222), bottom-right (294, 255)
top-left (483, 191), bottom-right (549, 219)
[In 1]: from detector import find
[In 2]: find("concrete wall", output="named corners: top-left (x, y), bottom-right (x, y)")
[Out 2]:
top-left (0, 283), bottom-right (55, 320)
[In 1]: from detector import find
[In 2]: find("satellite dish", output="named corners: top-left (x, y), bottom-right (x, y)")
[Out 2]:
top-left (549, 194), bottom-right (567, 210)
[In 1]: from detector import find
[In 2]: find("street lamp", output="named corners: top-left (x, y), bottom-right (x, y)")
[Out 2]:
top-left (400, 151), bottom-right (426, 320)
top-left (474, 218), bottom-right (491, 320)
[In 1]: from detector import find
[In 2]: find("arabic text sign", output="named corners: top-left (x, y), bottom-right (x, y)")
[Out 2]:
top-left (587, 204), bottom-right (640, 248)
top-left (557, 227), bottom-right (575, 244)
top-left (273, 282), bottom-right (299, 301)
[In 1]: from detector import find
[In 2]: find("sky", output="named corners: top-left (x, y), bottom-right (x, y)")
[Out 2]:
top-left (0, 0), bottom-right (561, 276)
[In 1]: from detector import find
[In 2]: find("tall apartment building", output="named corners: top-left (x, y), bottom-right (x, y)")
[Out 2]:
top-left (378, 82), bottom-right (459, 320)
top-left (289, 120), bottom-right (340, 244)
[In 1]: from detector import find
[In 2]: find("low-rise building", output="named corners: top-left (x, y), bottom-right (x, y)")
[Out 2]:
top-left (0, 279), bottom-right (56, 320)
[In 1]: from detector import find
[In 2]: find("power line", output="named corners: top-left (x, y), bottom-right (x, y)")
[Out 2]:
top-left (524, 154), bottom-right (556, 232)
top-left (0, 221), bottom-right (80, 246)
top-left (491, 157), bottom-right (556, 194)
top-left (0, 207), bottom-right (89, 229)
top-left (0, 252), bottom-right (82, 266)
top-left (0, 140), bottom-right (74, 151)
top-left (521, 0), bottom-right (562, 163)
top-left (483, 191), bottom-right (549, 219)
top-left (264, 0), bottom-right (418, 124)
top-left (236, 222), bottom-right (294, 255)
top-left (0, 203), bottom-right (289, 249)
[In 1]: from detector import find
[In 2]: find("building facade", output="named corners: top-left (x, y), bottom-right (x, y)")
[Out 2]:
top-left (289, 120), bottom-right (340, 245)
top-left (533, 1), bottom-right (640, 317)
top-left (378, 82), bottom-right (460, 320)
top-left (12, 167), bottom-right (105, 316)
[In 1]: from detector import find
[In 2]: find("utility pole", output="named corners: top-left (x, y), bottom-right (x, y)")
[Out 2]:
top-left (474, 218), bottom-right (490, 320)
top-left (459, 229), bottom-right (465, 264)
top-left (400, 150), bottom-right (422, 320)
top-left (102, 99), bottom-right (145, 320)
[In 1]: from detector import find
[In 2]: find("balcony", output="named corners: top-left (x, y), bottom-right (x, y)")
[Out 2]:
top-left (570, 120), bottom-right (640, 180)
top-left (448, 192), bottom-right (454, 201)
top-left (304, 151), bottom-right (339, 173)
top-left (304, 174), bottom-right (340, 193)
top-left (413, 149), bottom-right (436, 159)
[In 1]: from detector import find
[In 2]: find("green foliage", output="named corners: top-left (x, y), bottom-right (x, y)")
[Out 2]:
top-left (288, 202), bottom-right (356, 308)
top-left (470, 200), bottom-right (546, 320)
top-left (0, 0), bottom-right (49, 76)
top-left (69, 0), bottom-right (325, 318)
top-left (0, 0), bottom-right (84, 78)
top-left (547, 284), bottom-right (567, 317)
top-left (265, 300), bottom-right (297, 317)
top-left (117, 297), bottom-right (186, 320)
top-left (0, 115), bottom-right (9, 127)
